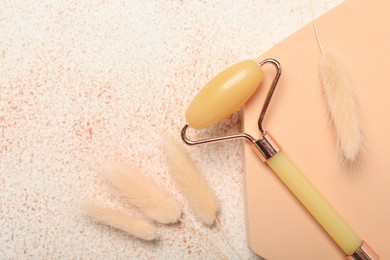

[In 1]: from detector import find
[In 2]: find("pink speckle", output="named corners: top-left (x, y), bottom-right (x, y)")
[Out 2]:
top-left (88, 127), bottom-right (93, 140)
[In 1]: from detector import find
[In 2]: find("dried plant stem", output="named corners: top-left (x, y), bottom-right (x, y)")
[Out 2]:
top-left (309, 0), bottom-right (324, 53)
top-left (215, 217), bottom-right (242, 260)
top-left (179, 218), bottom-right (227, 260)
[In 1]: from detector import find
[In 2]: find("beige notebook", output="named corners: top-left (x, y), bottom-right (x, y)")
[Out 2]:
top-left (243, 0), bottom-right (389, 259)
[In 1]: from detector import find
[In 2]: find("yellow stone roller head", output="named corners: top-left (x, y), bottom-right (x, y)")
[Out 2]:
top-left (185, 60), bottom-right (264, 129)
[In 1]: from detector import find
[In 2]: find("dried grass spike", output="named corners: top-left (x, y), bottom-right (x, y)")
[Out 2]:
top-left (101, 162), bottom-right (181, 224)
top-left (310, 0), bottom-right (362, 163)
top-left (320, 51), bottom-right (361, 162)
top-left (81, 203), bottom-right (157, 241)
top-left (163, 135), bottom-right (219, 226)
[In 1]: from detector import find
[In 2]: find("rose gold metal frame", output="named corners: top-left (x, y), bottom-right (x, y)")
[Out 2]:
top-left (181, 59), bottom-right (281, 161)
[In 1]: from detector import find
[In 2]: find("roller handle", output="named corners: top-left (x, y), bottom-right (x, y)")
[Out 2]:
top-left (264, 150), bottom-right (378, 259)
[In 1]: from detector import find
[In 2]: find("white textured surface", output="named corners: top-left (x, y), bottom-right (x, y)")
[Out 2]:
top-left (1, 1), bottom-right (342, 258)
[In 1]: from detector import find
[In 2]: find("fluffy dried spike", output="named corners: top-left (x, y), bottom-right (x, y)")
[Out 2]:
top-left (163, 135), bottom-right (219, 226)
top-left (101, 162), bottom-right (181, 224)
top-left (320, 51), bottom-right (362, 162)
top-left (81, 203), bottom-right (157, 241)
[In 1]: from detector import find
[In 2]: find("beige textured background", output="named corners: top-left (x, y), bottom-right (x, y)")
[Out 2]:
top-left (1, 1), bottom-right (342, 258)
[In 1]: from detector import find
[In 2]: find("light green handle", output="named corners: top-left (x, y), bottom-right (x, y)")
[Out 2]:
top-left (266, 151), bottom-right (362, 255)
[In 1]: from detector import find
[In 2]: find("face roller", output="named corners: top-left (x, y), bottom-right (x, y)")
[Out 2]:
top-left (181, 59), bottom-right (378, 259)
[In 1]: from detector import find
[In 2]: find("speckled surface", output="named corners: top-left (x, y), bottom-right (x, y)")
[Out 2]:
top-left (1, 1), bottom-right (342, 258)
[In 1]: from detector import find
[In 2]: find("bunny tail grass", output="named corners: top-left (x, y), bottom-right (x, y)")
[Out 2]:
top-left (81, 203), bottom-right (157, 241)
top-left (163, 135), bottom-right (219, 226)
top-left (320, 51), bottom-right (362, 163)
top-left (101, 162), bottom-right (181, 224)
